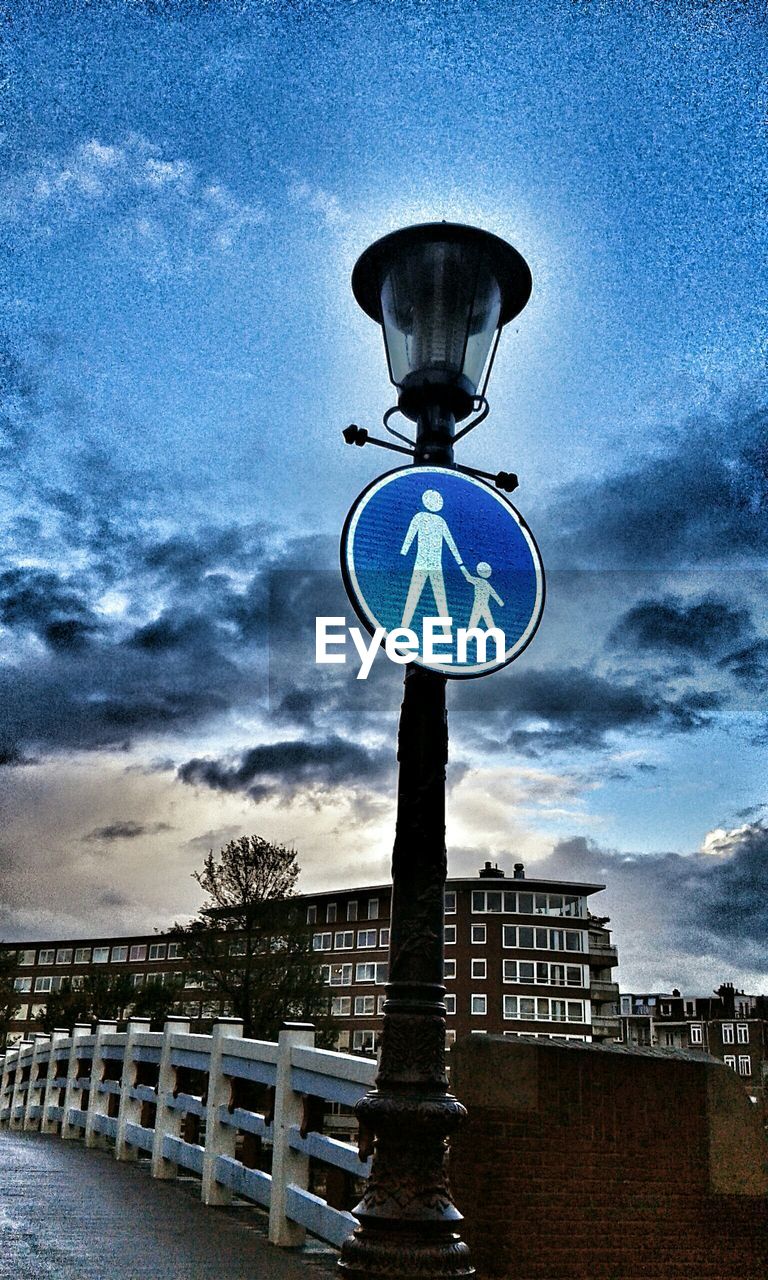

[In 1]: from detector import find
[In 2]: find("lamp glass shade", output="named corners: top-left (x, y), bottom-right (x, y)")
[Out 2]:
top-left (379, 239), bottom-right (501, 413)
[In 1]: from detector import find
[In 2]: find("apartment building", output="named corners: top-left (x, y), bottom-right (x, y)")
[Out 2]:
top-left (2, 861), bottom-right (620, 1050)
top-left (620, 983), bottom-right (768, 1115)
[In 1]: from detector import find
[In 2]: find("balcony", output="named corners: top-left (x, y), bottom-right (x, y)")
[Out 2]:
top-left (588, 942), bottom-right (618, 967)
top-left (591, 1012), bottom-right (622, 1039)
top-left (590, 979), bottom-right (620, 1001)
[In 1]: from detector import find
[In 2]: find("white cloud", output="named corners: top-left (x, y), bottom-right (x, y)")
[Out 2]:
top-left (2, 135), bottom-right (267, 278)
top-left (288, 179), bottom-right (351, 229)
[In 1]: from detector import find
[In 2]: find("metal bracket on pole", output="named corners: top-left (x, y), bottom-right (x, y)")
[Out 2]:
top-left (342, 425), bottom-right (518, 492)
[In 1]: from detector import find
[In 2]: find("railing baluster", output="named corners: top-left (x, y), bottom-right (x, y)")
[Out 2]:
top-left (268, 1022), bottom-right (315, 1248)
top-left (115, 1017), bottom-right (150, 1161)
top-left (201, 1017), bottom-right (243, 1206)
top-left (85, 1020), bottom-right (118, 1149)
top-left (61, 1024), bottom-right (92, 1140)
top-left (151, 1016), bottom-right (191, 1181)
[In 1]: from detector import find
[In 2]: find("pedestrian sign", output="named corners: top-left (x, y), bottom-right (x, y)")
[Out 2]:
top-left (341, 466), bottom-right (544, 677)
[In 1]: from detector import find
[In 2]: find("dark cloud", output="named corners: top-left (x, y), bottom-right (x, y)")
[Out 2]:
top-left (0, 566), bottom-right (104, 651)
top-left (718, 638), bottom-right (768, 690)
top-left (83, 820), bottom-right (173, 842)
top-left (529, 820), bottom-right (768, 986)
top-left (610, 596), bottom-right (751, 657)
top-left (457, 664), bottom-right (721, 756)
top-left (178, 735), bottom-right (394, 802)
top-left (545, 400), bottom-right (768, 568)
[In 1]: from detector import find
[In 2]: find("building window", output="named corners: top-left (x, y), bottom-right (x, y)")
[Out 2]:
top-left (737, 1024), bottom-right (749, 1044)
top-left (167, 943), bottom-right (182, 960)
top-left (356, 963), bottom-right (376, 983)
top-left (471, 925), bottom-right (486, 945)
top-left (722, 1024), bottom-right (735, 1044)
top-left (374, 963), bottom-right (388, 984)
top-left (18, 950), bottom-right (36, 966)
top-left (329, 964), bottom-right (353, 986)
top-left (738, 1055), bottom-right (751, 1076)
top-left (377, 995), bottom-right (386, 1015)
top-left (354, 996), bottom-right (375, 1017)
top-left (331, 996), bottom-right (351, 1017)
top-left (13, 978), bottom-right (32, 993)
top-left (347, 901), bottom-right (358, 922)
top-left (445, 1029), bottom-right (457, 1046)
top-left (471, 994), bottom-right (487, 1016)
top-left (93, 947), bottom-right (109, 964)
top-left (723, 1055), bottom-right (736, 1070)
top-left (471, 959), bottom-right (487, 980)
top-left (690, 1024), bottom-right (703, 1044)
top-left (379, 928), bottom-right (390, 948)
top-left (38, 949), bottom-right (54, 965)
top-left (444, 994), bottom-right (456, 1015)
top-left (352, 1030), bottom-right (375, 1053)
top-left (357, 929), bottom-right (378, 949)
top-left (55, 948), bottom-right (73, 965)
top-left (34, 976), bottom-right (52, 993)
top-left (312, 932), bottom-right (332, 951)
top-left (148, 943), bottom-right (166, 961)
top-left (132, 973), bottom-right (145, 988)
top-left (110, 946), bottom-right (128, 962)
top-left (444, 891), bottom-right (456, 914)
top-left (326, 903), bottom-right (337, 923)
top-left (444, 959), bottom-right (456, 980)
top-left (337, 1030), bottom-right (351, 1051)
top-left (445, 925), bottom-right (456, 945)
top-left (306, 905), bottom-right (317, 924)
top-left (70, 975), bottom-right (84, 991)
top-left (335, 931), bottom-right (354, 950)
top-left (129, 945), bottom-right (147, 962)
top-left (368, 898), bottom-right (379, 920)
top-left (502, 925), bottom-right (585, 952)
top-left (74, 948), bottom-right (91, 964)
top-left (502, 995), bottom-right (584, 1023)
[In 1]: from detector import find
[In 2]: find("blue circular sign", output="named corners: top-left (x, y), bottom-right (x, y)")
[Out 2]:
top-left (341, 466), bottom-right (544, 677)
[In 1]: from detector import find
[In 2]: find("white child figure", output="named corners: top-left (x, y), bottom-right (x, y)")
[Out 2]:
top-left (461, 561), bottom-right (504, 630)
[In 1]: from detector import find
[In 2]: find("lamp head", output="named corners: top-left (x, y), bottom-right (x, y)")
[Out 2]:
top-left (352, 221), bottom-right (531, 422)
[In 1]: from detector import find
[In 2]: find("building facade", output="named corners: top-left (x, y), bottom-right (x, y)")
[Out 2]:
top-left (1, 861), bottom-right (620, 1050)
top-left (620, 983), bottom-right (768, 1115)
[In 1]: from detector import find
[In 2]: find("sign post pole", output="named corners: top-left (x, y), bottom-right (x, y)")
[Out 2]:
top-left (339, 408), bottom-right (474, 1280)
top-left (338, 220), bottom-right (537, 1280)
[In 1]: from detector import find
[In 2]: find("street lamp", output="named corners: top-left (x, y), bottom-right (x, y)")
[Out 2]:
top-left (339, 223), bottom-right (532, 1280)
top-left (352, 222), bottom-right (531, 427)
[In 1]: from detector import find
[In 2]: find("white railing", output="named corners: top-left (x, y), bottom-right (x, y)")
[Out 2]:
top-left (0, 1019), bottom-right (376, 1250)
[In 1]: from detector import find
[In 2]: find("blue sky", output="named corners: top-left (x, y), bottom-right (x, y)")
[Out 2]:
top-left (1, 1), bottom-right (766, 992)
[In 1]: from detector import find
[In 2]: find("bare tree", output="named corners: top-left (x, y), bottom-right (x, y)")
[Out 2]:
top-left (173, 836), bottom-right (334, 1044)
top-left (0, 947), bottom-right (20, 1048)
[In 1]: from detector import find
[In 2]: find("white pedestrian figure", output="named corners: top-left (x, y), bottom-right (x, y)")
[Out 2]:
top-left (400, 489), bottom-right (466, 628)
top-left (461, 561), bottom-right (505, 630)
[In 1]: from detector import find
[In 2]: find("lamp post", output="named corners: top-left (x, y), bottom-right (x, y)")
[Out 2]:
top-left (338, 224), bottom-right (532, 1280)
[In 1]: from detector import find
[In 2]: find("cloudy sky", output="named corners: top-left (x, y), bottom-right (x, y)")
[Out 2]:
top-left (1, 1), bottom-right (766, 994)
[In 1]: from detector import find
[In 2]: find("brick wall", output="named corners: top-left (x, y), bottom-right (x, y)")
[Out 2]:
top-left (449, 1034), bottom-right (768, 1280)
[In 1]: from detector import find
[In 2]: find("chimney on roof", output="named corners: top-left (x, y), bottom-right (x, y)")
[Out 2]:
top-left (479, 861), bottom-right (505, 879)
top-left (513, 863), bottom-right (525, 879)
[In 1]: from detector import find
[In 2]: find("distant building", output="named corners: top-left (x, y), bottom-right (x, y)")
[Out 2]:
top-left (1, 862), bottom-right (620, 1049)
top-left (620, 982), bottom-right (768, 1116)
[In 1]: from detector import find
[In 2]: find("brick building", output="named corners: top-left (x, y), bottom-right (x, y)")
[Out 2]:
top-left (1, 861), bottom-right (620, 1049)
top-left (620, 982), bottom-right (768, 1115)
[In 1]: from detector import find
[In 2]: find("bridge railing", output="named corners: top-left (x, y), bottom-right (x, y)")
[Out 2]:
top-left (0, 1018), bottom-right (376, 1250)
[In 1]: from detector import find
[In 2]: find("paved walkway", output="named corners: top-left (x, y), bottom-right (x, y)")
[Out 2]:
top-left (0, 1131), bottom-right (338, 1280)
